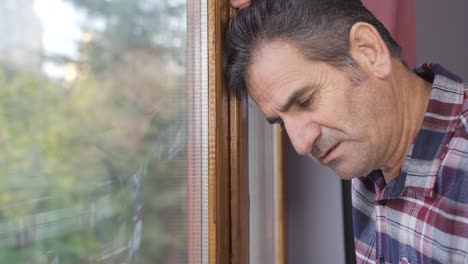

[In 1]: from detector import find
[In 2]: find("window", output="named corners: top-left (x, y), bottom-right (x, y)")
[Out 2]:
top-left (0, 0), bottom-right (247, 263)
top-left (0, 0), bottom-right (216, 262)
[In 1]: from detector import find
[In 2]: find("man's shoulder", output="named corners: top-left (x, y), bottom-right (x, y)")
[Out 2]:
top-left (440, 91), bottom-right (468, 204)
top-left (444, 83), bottom-right (467, 167)
top-left (463, 83), bottom-right (468, 119)
top-left (457, 82), bottom-right (468, 136)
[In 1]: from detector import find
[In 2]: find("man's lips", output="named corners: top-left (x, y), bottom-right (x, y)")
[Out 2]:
top-left (319, 142), bottom-right (341, 161)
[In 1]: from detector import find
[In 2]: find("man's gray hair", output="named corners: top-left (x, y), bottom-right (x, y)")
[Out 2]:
top-left (223, 0), bottom-right (404, 95)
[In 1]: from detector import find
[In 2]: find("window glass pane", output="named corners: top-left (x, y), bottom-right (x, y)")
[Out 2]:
top-left (0, 0), bottom-right (207, 263)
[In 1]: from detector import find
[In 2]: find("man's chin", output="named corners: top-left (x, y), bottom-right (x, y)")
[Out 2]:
top-left (329, 161), bottom-right (369, 180)
top-left (328, 156), bottom-right (371, 180)
top-left (334, 172), bottom-right (361, 181)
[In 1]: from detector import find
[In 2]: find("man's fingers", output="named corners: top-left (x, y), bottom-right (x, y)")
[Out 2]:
top-left (231, 0), bottom-right (251, 9)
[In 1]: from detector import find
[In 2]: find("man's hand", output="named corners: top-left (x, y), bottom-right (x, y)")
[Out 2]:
top-left (231, 0), bottom-right (251, 9)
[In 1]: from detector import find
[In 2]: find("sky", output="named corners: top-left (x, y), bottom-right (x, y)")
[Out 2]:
top-left (34, 0), bottom-right (84, 78)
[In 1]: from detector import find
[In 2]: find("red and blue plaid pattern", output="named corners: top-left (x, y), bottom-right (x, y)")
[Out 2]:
top-left (352, 63), bottom-right (468, 264)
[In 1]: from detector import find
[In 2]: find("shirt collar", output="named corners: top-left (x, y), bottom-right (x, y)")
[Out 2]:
top-left (369, 63), bottom-right (465, 200)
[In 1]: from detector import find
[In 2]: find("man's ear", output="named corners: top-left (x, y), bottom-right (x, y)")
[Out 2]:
top-left (349, 22), bottom-right (392, 79)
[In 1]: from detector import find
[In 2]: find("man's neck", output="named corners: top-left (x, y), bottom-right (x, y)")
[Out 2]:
top-left (381, 64), bottom-right (432, 183)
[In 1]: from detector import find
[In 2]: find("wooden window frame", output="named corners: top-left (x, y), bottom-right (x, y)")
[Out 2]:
top-left (207, 1), bottom-right (286, 263)
top-left (207, 1), bottom-right (237, 263)
top-left (207, 1), bottom-right (247, 263)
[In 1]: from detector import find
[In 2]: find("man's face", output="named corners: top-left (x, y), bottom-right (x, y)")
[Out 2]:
top-left (247, 40), bottom-right (395, 179)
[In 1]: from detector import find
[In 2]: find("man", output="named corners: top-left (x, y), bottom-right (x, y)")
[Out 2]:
top-left (224, 0), bottom-right (468, 263)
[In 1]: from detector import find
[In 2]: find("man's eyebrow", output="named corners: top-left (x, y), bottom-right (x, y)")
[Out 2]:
top-left (278, 85), bottom-right (314, 112)
top-left (265, 84), bottom-right (317, 125)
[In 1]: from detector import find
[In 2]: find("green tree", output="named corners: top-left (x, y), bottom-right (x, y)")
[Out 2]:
top-left (0, 0), bottom-right (188, 262)
top-left (63, 0), bottom-right (189, 262)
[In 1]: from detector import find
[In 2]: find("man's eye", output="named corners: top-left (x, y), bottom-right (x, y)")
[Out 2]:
top-left (274, 118), bottom-right (284, 125)
top-left (267, 117), bottom-right (283, 125)
top-left (298, 97), bottom-right (313, 108)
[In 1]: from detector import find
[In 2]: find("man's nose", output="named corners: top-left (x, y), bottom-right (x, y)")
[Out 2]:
top-left (283, 116), bottom-right (321, 156)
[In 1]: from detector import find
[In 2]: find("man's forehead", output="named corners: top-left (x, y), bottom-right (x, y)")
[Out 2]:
top-left (245, 39), bottom-right (330, 112)
top-left (246, 68), bottom-right (288, 106)
top-left (247, 52), bottom-right (292, 95)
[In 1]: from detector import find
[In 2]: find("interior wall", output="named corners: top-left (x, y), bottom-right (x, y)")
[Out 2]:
top-left (416, 0), bottom-right (468, 79)
top-left (286, 139), bottom-right (345, 264)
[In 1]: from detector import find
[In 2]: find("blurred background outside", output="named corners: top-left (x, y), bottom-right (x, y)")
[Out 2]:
top-left (0, 0), bottom-right (188, 263)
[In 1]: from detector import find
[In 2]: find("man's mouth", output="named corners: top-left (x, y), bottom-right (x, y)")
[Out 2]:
top-left (319, 142), bottom-right (341, 162)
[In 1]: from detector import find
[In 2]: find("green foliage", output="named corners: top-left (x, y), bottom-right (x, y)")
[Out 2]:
top-left (0, 0), bottom-right (188, 262)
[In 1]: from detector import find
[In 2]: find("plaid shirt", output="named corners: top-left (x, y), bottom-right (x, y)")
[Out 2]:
top-left (352, 63), bottom-right (468, 264)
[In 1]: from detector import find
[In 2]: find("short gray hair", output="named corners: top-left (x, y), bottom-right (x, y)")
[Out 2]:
top-left (223, 0), bottom-right (404, 95)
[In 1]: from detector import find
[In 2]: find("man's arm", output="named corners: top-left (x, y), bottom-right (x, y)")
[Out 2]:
top-left (231, 0), bottom-right (251, 9)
